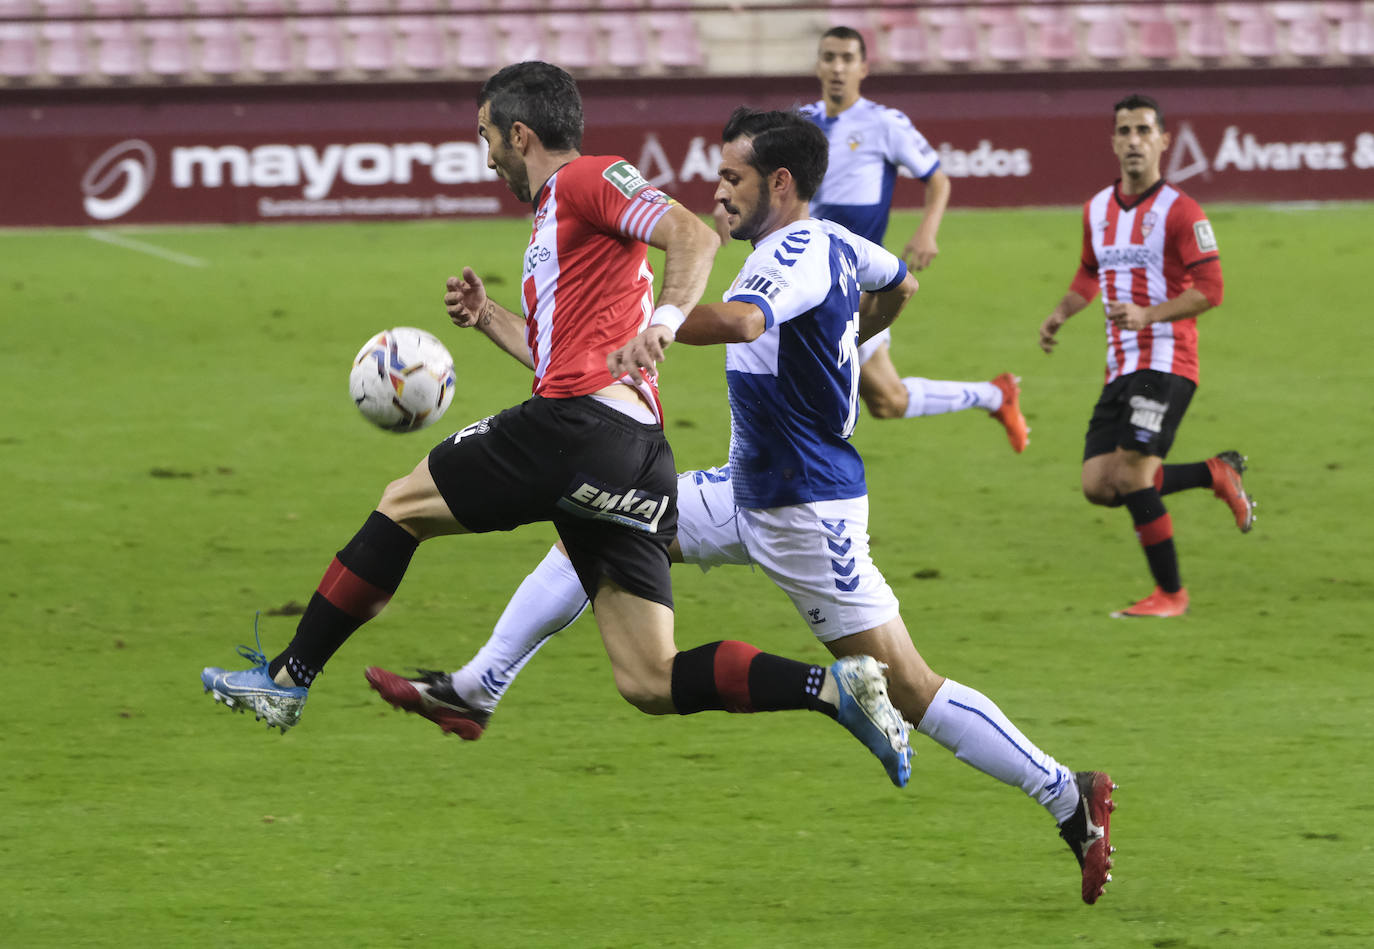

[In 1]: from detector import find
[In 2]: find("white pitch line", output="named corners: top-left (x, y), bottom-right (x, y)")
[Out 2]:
top-left (86, 229), bottom-right (208, 268)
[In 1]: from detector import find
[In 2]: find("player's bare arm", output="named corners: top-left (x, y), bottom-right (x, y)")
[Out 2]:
top-left (677, 300), bottom-right (766, 345)
top-left (606, 301), bottom-right (766, 383)
top-left (605, 204), bottom-right (719, 383)
top-left (902, 169), bottom-right (951, 271)
top-left (1039, 290), bottom-right (1091, 354)
top-left (444, 268), bottom-right (533, 369)
top-left (1107, 288), bottom-right (1213, 332)
top-left (858, 271), bottom-right (920, 344)
top-left (648, 203), bottom-right (719, 314)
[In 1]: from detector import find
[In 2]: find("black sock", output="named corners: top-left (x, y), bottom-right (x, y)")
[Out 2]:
top-left (1122, 487), bottom-right (1182, 593)
top-left (1157, 462), bottom-right (1212, 496)
top-left (269, 511), bottom-right (418, 685)
top-left (669, 641), bottom-right (832, 716)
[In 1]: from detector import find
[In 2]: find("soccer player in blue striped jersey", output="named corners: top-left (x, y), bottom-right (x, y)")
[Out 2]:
top-left (716, 26), bottom-right (1029, 452)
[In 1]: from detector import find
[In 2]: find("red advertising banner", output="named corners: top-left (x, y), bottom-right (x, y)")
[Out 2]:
top-left (2, 71), bottom-right (1371, 228)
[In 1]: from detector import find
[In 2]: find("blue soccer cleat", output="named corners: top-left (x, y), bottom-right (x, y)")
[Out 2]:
top-left (201, 638), bottom-right (307, 734)
top-left (830, 655), bottom-right (914, 788)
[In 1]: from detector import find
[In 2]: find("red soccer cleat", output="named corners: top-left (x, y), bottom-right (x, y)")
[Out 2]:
top-left (364, 666), bottom-right (489, 740)
top-left (1058, 770), bottom-right (1118, 904)
top-left (1110, 586), bottom-right (1190, 618)
top-left (989, 373), bottom-right (1029, 453)
top-left (1206, 450), bottom-right (1256, 533)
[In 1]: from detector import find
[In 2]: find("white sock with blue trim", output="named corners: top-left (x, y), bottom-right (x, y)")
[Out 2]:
top-left (450, 545), bottom-right (589, 712)
top-left (902, 378), bottom-right (1003, 418)
top-left (917, 678), bottom-right (1079, 823)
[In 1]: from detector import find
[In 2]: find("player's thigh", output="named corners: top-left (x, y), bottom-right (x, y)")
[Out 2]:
top-left (743, 497), bottom-right (901, 642)
top-left (377, 455), bottom-right (468, 539)
top-left (590, 578), bottom-right (677, 713)
top-left (1081, 448), bottom-right (1161, 500)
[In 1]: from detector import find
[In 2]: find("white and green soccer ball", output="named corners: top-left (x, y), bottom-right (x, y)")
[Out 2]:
top-left (348, 327), bottom-right (456, 433)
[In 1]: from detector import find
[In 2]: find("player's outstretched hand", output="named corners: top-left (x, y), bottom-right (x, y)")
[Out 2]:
top-left (445, 267), bottom-right (488, 328)
top-left (607, 325), bottom-right (676, 384)
top-left (1039, 312), bottom-right (1067, 353)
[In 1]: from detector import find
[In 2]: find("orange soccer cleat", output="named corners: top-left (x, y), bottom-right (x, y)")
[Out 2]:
top-left (1110, 586), bottom-right (1190, 618)
top-left (989, 372), bottom-right (1029, 453)
top-left (1206, 450), bottom-right (1256, 533)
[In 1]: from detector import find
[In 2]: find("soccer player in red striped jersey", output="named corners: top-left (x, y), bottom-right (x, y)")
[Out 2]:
top-left (201, 63), bottom-right (915, 788)
top-left (1038, 94), bottom-right (1255, 619)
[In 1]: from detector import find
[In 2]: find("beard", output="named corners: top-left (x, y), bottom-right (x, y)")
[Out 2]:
top-left (728, 179), bottom-right (772, 242)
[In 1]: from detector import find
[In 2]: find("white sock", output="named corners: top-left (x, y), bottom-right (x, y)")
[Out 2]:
top-left (917, 679), bottom-right (1079, 824)
top-left (450, 545), bottom-right (589, 712)
top-left (902, 378), bottom-right (1003, 418)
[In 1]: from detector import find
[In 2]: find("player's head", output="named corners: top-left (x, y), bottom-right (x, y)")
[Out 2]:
top-left (817, 27), bottom-right (868, 109)
top-left (478, 62), bottom-right (584, 201)
top-left (1111, 93), bottom-right (1170, 187)
top-left (716, 107), bottom-right (829, 242)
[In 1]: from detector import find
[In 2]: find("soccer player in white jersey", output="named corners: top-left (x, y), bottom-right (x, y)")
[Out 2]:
top-left (1038, 94), bottom-right (1255, 618)
top-left (201, 63), bottom-right (917, 790)
top-left (714, 26), bottom-right (1029, 452)
top-left (373, 108), bottom-right (1120, 905)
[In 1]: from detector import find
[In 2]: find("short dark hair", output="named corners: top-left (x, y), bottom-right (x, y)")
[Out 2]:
top-left (821, 25), bottom-right (867, 60)
top-left (1112, 93), bottom-right (1164, 131)
top-left (721, 107), bottom-right (829, 202)
top-left (478, 61), bottom-right (584, 152)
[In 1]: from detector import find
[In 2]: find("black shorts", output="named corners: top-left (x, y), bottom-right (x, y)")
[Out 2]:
top-left (428, 395), bottom-right (677, 608)
top-left (1083, 369), bottom-right (1196, 461)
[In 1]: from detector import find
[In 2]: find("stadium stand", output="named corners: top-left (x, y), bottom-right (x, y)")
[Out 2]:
top-left (1, 0), bottom-right (1369, 86)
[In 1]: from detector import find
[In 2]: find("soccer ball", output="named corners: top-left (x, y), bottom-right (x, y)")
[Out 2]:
top-left (348, 327), bottom-right (456, 433)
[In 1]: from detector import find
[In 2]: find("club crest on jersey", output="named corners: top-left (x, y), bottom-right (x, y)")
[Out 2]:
top-left (846, 134), bottom-right (862, 152)
top-left (1141, 211), bottom-right (1158, 238)
top-left (558, 476), bottom-right (671, 533)
top-left (603, 160), bottom-right (650, 198)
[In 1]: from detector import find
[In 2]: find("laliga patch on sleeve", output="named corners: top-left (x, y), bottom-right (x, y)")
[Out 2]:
top-left (603, 160), bottom-right (650, 198)
top-left (1193, 220), bottom-right (1219, 252)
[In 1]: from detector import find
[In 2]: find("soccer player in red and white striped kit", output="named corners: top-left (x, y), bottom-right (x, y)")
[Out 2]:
top-left (1038, 94), bottom-right (1255, 618)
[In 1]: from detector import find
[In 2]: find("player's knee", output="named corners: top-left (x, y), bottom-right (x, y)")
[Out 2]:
top-left (885, 664), bottom-right (942, 726)
top-left (1082, 483), bottom-right (1118, 506)
top-left (612, 670), bottom-right (674, 715)
top-left (863, 388), bottom-right (908, 419)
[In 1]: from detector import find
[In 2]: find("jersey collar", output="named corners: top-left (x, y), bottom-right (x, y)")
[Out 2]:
top-left (1113, 176), bottom-right (1166, 211)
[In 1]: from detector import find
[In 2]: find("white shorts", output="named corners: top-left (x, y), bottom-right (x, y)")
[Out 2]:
top-left (856, 327), bottom-right (892, 367)
top-left (675, 467), bottom-right (901, 642)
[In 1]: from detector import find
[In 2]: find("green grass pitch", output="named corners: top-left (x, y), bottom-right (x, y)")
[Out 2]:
top-left (3, 203), bottom-right (1371, 947)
